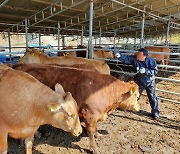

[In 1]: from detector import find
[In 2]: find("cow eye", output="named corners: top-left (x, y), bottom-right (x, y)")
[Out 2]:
top-left (67, 112), bottom-right (72, 116)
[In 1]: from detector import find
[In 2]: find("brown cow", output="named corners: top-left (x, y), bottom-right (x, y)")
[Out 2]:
top-left (76, 45), bottom-right (87, 58)
top-left (0, 65), bottom-right (82, 154)
top-left (57, 46), bottom-right (77, 57)
top-left (18, 49), bottom-right (110, 74)
top-left (145, 46), bottom-right (171, 66)
top-left (13, 63), bottom-right (140, 154)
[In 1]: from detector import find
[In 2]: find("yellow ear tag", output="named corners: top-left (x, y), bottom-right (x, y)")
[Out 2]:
top-left (31, 53), bottom-right (35, 57)
top-left (130, 89), bottom-right (133, 95)
top-left (50, 106), bottom-right (57, 112)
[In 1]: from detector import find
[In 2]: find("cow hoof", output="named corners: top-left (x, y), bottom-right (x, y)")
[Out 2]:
top-left (95, 132), bottom-right (102, 138)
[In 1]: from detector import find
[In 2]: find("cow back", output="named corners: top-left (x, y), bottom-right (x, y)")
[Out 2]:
top-left (19, 50), bottom-right (110, 74)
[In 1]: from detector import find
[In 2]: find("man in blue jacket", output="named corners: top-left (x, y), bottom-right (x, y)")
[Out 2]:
top-left (114, 48), bottom-right (159, 119)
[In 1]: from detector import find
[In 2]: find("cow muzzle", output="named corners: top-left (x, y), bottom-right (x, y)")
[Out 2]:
top-left (71, 125), bottom-right (82, 136)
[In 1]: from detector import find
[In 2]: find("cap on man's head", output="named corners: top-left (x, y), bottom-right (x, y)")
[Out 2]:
top-left (138, 48), bottom-right (148, 56)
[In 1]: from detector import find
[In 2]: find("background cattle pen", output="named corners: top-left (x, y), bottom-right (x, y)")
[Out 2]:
top-left (0, 0), bottom-right (180, 154)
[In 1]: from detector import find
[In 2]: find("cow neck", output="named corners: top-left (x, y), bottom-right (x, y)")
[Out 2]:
top-left (33, 85), bottom-right (61, 122)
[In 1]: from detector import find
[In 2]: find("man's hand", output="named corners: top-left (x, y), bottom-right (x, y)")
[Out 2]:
top-left (115, 53), bottom-right (121, 58)
top-left (139, 67), bottom-right (146, 74)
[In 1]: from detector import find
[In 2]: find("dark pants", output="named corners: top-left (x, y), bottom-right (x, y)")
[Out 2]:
top-left (138, 80), bottom-right (159, 117)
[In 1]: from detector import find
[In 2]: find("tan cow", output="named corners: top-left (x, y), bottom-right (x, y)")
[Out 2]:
top-left (18, 49), bottom-right (110, 74)
top-left (145, 46), bottom-right (171, 66)
top-left (94, 50), bottom-right (114, 59)
top-left (93, 46), bottom-right (114, 59)
top-left (13, 63), bottom-right (140, 154)
top-left (0, 65), bottom-right (82, 154)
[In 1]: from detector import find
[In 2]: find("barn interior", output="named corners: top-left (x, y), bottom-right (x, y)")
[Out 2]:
top-left (0, 1), bottom-right (180, 153)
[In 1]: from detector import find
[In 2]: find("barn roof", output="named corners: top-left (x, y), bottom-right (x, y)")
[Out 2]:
top-left (0, 0), bottom-right (179, 38)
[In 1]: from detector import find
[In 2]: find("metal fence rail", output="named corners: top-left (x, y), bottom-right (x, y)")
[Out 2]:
top-left (110, 69), bottom-right (180, 104)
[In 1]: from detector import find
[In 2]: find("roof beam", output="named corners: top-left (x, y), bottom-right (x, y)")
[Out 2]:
top-left (63, 0), bottom-right (146, 29)
top-left (0, 0), bottom-right (10, 8)
top-left (31, 0), bottom-right (85, 13)
top-left (30, 0), bottom-right (86, 26)
top-left (2, 0), bottom-right (87, 34)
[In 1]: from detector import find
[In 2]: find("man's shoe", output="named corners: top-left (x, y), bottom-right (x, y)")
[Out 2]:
top-left (152, 114), bottom-right (159, 120)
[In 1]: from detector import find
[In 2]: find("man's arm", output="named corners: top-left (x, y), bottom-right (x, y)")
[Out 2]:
top-left (114, 52), bottom-right (135, 64)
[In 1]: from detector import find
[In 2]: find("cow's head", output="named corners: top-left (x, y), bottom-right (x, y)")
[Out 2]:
top-left (118, 81), bottom-right (140, 111)
top-left (18, 49), bottom-right (44, 64)
top-left (47, 83), bottom-right (82, 136)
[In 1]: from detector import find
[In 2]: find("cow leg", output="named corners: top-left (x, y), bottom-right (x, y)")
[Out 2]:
top-left (95, 129), bottom-right (102, 138)
top-left (161, 59), bottom-right (165, 70)
top-left (85, 120), bottom-right (98, 154)
top-left (19, 131), bottom-right (41, 147)
top-left (87, 131), bottom-right (98, 154)
top-left (0, 131), bottom-right (8, 154)
top-left (25, 135), bottom-right (34, 154)
top-left (164, 59), bottom-right (169, 70)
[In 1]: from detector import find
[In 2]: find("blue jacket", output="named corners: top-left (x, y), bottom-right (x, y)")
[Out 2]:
top-left (118, 54), bottom-right (158, 87)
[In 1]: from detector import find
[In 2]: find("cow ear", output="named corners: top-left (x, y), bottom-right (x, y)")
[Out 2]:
top-left (129, 89), bottom-right (133, 95)
top-left (55, 83), bottom-right (65, 95)
top-left (64, 92), bottom-right (73, 101)
top-left (40, 49), bottom-right (44, 53)
top-left (129, 86), bottom-right (135, 95)
top-left (48, 102), bottom-right (61, 112)
top-left (26, 48), bottom-right (31, 52)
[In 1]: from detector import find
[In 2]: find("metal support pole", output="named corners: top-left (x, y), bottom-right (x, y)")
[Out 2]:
top-left (62, 35), bottom-right (65, 48)
top-left (134, 31), bottom-right (137, 50)
top-left (117, 36), bottom-right (120, 47)
top-left (134, 36), bottom-right (136, 45)
top-left (8, 29), bottom-right (12, 61)
top-left (81, 25), bottom-right (84, 45)
top-left (57, 22), bottom-right (60, 50)
top-left (156, 36), bottom-right (158, 44)
top-left (25, 18), bottom-right (28, 50)
top-left (126, 37), bottom-right (129, 49)
top-left (113, 32), bottom-right (116, 47)
top-left (88, 0), bottom-right (94, 59)
top-left (126, 37), bottom-right (129, 44)
top-left (99, 27), bottom-right (101, 45)
top-left (140, 6), bottom-right (146, 48)
top-left (165, 17), bottom-right (170, 46)
top-left (39, 31), bottom-right (41, 49)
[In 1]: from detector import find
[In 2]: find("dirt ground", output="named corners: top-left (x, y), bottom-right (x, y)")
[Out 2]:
top-left (8, 69), bottom-right (180, 154)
